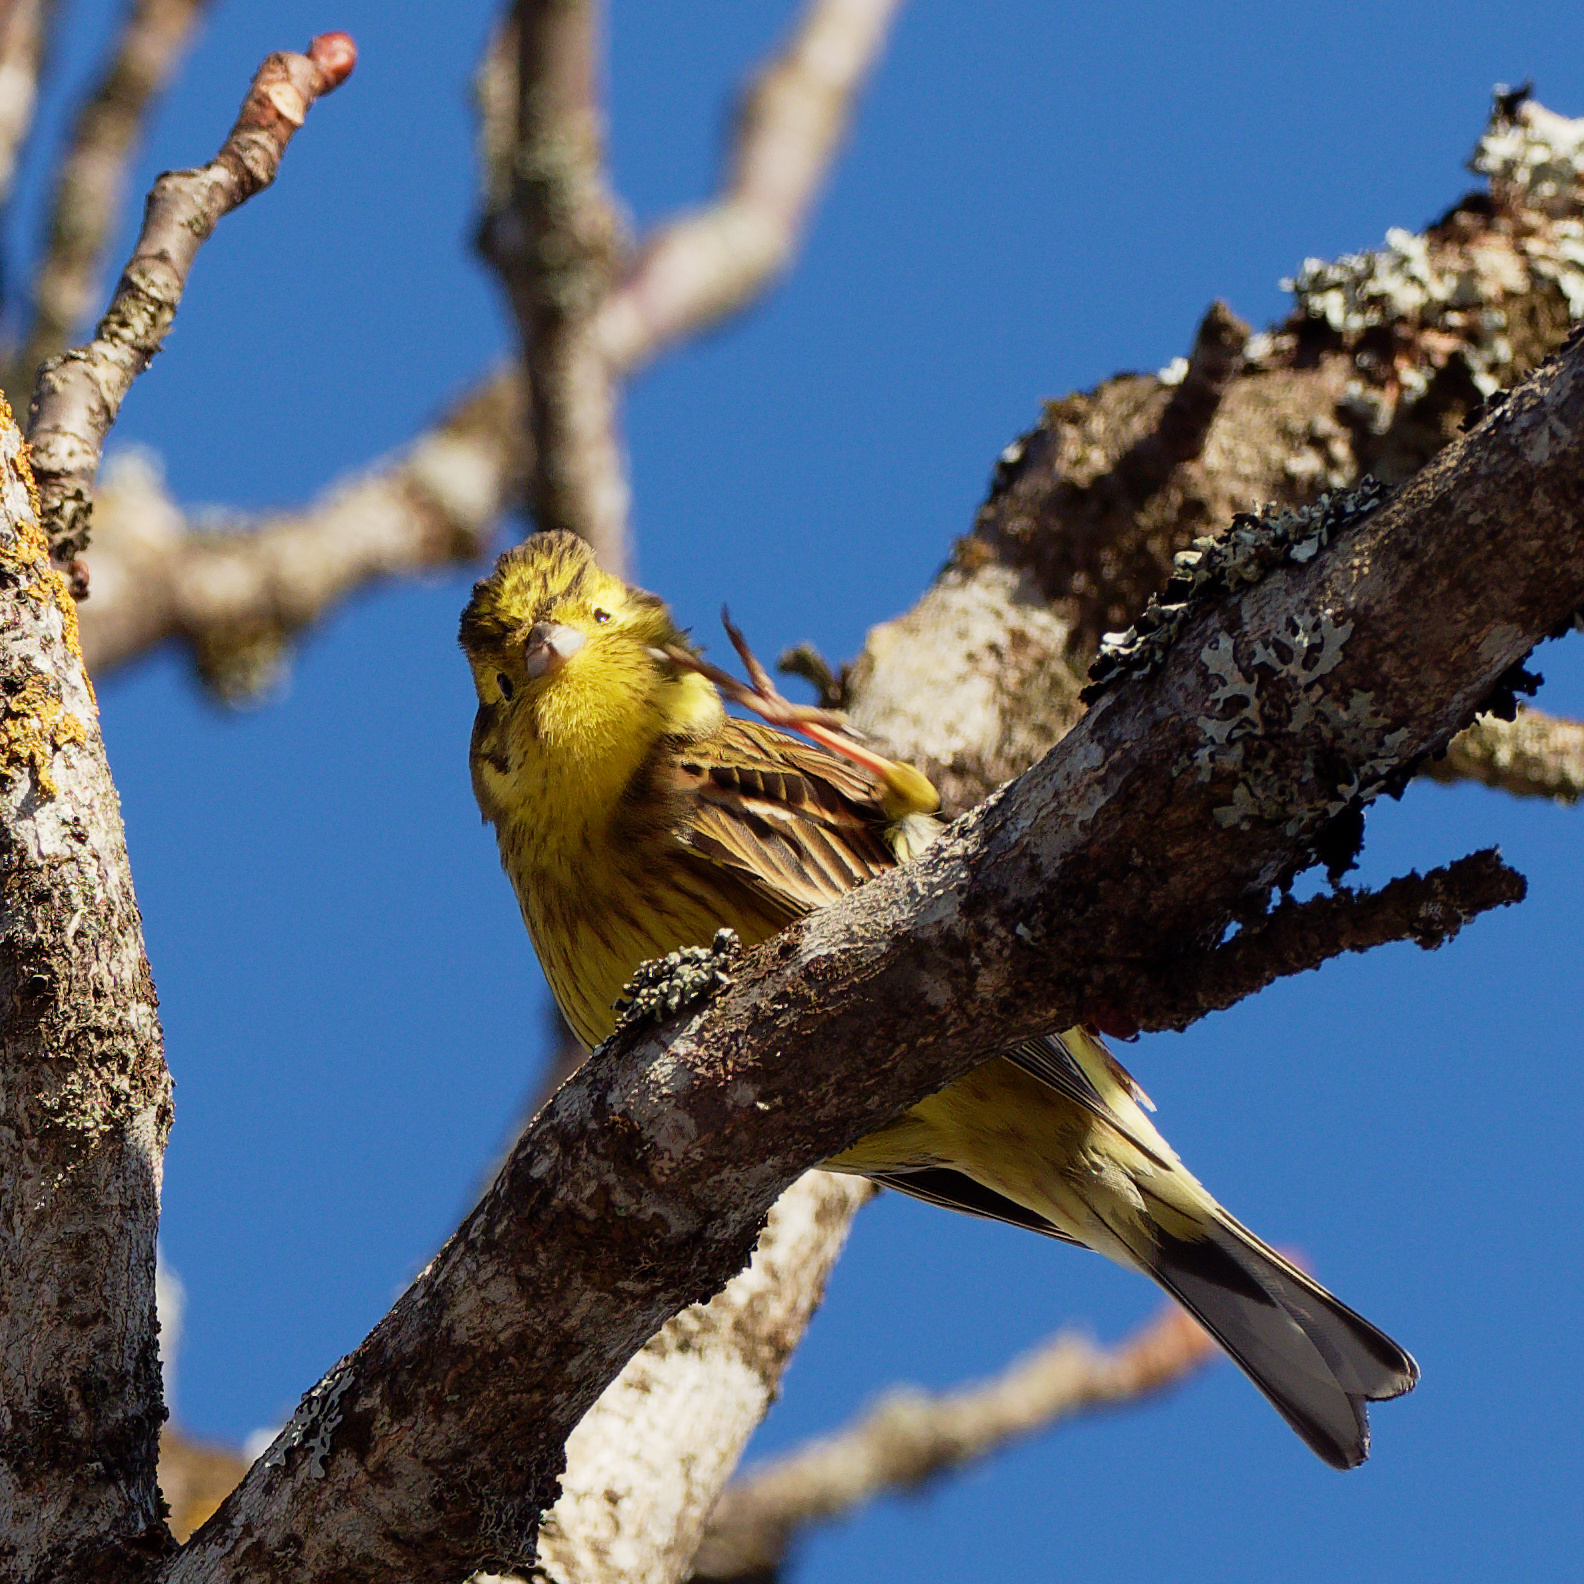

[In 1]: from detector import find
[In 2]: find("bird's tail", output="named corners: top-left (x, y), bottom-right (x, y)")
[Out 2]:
top-left (1131, 1196), bottom-right (1419, 1469)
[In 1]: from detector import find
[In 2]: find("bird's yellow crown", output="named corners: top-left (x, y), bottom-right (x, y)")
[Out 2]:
top-left (459, 532), bottom-right (724, 830)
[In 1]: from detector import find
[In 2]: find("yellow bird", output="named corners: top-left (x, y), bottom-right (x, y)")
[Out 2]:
top-left (460, 531), bottom-right (1417, 1468)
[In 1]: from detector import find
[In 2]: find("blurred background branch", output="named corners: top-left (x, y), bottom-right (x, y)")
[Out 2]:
top-left (691, 1304), bottom-right (1215, 1584)
top-left (7, 0), bottom-right (213, 399)
top-left (0, 0), bottom-right (58, 217)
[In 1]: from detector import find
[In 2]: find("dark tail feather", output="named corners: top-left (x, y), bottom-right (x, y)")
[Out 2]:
top-left (1142, 1207), bottom-right (1419, 1469)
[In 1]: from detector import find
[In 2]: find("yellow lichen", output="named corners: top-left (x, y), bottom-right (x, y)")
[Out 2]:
top-left (0, 392), bottom-right (93, 700)
top-left (0, 675), bottom-right (87, 797)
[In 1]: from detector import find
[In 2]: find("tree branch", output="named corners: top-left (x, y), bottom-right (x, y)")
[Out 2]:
top-left (64, 1), bottom-right (909, 697)
top-left (75, 371), bottom-right (525, 697)
top-left (152, 314), bottom-right (1584, 1583)
top-left (481, 0), bottom-right (628, 567)
top-left (10, 0), bottom-right (215, 400)
top-left (25, 30), bottom-right (356, 583)
top-left (0, 395), bottom-right (172, 1582)
top-left (0, 0), bottom-right (57, 216)
top-left (526, 1173), bottom-right (874, 1584)
top-left (1142, 849), bottom-right (1527, 1033)
top-left (595, 0), bottom-right (908, 374)
top-left (1425, 705), bottom-right (1584, 803)
top-left (691, 1304), bottom-right (1214, 1584)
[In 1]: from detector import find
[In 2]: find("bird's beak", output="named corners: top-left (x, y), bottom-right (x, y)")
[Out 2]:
top-left (523, 621), bottom-right (587, 679)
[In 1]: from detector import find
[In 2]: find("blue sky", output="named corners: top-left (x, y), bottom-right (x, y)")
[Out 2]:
top-left (15, 2), bottom-right (1582, 1579)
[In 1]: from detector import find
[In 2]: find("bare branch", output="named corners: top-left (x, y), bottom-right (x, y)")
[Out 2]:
top-left (150, 326), bottom-right (1584, 1583)
top-left (692, 1305), bottom-right (1214, 1583)
top-left (12, 0), bottom-right (215, 396)
top-left (482, 1), bottom-right (628, 568)
top-left (0, 0), bottom-right (56, 213)
top-left (475, 0), bottom-right (906, 573)
top-left (596, 0), bottom-right (907, 373)
top-left (65, 1), bottom-right (907, 688)
top-left (1424, 706), bottom-right (1584, 803)
top-left (961, 95), bottom-right (1584, 678)
top-left (1143, 850), bottom-right (1527, 1034)
top-left (76, 370), bottom-right (525, 697)
top-left (0, 395), bottom-right (172, 1580)
top-left (25, 31), bottom-right (357, 581)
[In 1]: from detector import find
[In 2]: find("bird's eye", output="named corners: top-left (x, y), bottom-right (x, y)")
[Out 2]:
top-left (593, 608), bottom-right (612, 624)
top-left (496, 672), bottom-right (515, 701)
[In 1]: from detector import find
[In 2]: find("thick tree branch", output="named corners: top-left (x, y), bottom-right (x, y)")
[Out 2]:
top-left (1425, 705), bottom-right (1584, 803)
top-left (154, 315), bottom-right (1584, 1583)
top-left (526, 1173), bottom-right (873, 1584)
top-left (872, 94), bottom-right (1584, 810)
top-left (10, 0), bottom-right (214, 399)
top-left (0, 396), bottom-right (172, 1582)
top-left (691, 1304), bottom-right (1214, 1584)
top-left (25, 31), bottom-right (356, 580)
top-left (596, 0), bottom-right (908, 373)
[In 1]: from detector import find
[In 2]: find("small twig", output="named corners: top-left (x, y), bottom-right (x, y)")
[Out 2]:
top-left (1135, 849), bottom-right (1527, 1033)
top-left (691, 1304), bottom-right (1214, 1582)
top-left (597, 0), bottom-right (908, 373)
top-left (13, 0), bottom-right (214, 395)
top-left (25, 30), bottom-right (356, 585)
top-left (481, 1), bottom-right (629, 570)
top-left (777, 641), bottom-right (846, 709)
top-left (1422, 706), bottom-right (1584, 804)
top-left (0, 0), bottom-right (57, 216)
top-left (1151, 299), bottom-right (1249, 469)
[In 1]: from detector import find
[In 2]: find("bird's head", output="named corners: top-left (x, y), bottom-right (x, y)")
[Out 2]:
top-left (459, 532), bottom-right (723, 773)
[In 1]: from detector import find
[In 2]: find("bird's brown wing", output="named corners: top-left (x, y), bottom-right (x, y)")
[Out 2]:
top-left (669, 716), bottom-right (902, 931)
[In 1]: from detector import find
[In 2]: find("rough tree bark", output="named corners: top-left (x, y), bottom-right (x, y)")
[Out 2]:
top-left (0, 396), bottom-right (171, 1581)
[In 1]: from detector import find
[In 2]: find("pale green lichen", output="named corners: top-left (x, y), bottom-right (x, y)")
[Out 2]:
top-left (610, 928), bottom-right (743, 1033)
top-left (1189, 613), bottom-right (1410, 837)
top-left (1473, 95), bottom-right (1584, 216)
top-left (1283, 228), bottom-right (1518, 401)
top-left (263, 1357), bottom-right (355, 1480)
top-left (1083, 478), bottom-right (1390, 698)
top-left (1282, 95), bottom-right (1584, 402)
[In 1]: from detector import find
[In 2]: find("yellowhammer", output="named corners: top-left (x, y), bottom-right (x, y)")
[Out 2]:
top-left (460, 530), bottom-right (1417, 1468)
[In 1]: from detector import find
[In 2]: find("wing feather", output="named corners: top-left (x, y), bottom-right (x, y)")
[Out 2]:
top-left (672, 717), bottom-right (902, 921)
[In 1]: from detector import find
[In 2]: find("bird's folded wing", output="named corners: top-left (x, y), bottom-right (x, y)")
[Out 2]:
top-left (671, 716), bottom-right (902, 917)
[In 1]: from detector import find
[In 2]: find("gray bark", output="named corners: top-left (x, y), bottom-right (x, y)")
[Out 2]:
top-left (0, 399), bottom-right (171, 1583)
